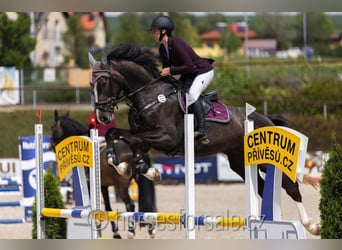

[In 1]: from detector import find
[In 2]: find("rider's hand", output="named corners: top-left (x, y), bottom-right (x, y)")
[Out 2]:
top-left (160, 67), bottom-right (170, 76)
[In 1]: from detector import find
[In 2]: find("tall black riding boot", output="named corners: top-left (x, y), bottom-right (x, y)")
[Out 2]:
top-left (191, 100), bottom-right (209, 144)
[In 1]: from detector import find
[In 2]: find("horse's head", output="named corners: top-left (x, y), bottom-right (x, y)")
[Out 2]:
top-left (89, 44), bottom-right (160, 125)
top-left (89, 53), bottom-right (124, 125)
top-left (50, 110), bottom-right (66, 152)
top-left (49, 110), bottom-right (87, 151)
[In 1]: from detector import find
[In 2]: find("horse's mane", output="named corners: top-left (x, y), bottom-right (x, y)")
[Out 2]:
top-left (107, 44), bottom-right (160, 78)
top-left (58, 114), bottom-right (88, 136)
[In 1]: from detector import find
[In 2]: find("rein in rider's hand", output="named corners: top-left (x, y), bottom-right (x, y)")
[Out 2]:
top-left (160, 67), bottom-right (170, 76)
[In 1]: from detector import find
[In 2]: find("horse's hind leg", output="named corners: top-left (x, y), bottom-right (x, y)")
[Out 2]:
top-left (137, 174), bottom-right (157, 239)
top-left (101, 186), bottom-right (121, 239)
top-left (257, 166), bottom-right (320, 235)
top-left (118, 186), bottom-right (136, 239)
top-left (280, 175), bottom-right (320, 235)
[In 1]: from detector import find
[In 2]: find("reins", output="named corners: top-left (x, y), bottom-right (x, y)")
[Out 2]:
top-left (94, 74), bottom-right (163, 112)
top-left (126, 76), bottom-right (162, 99)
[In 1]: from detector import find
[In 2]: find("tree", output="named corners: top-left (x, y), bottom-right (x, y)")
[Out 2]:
top-left (293, 12), bottom-right (334, 53)
top-left (63, 13), bottom-right (89, 68)
top-left (0, 13), bottom-right (36, 67)
top-left (189, 13), bottom-right (229, 34)
top-left (169, 12), bottom-right (200, 47)
top-left (251, 13), bottom-right (295, 50)
top-left (319, 131), bottom-right (342, 238)
top-left (220, 26), bottom-right (241, 54)
top-left (113, 13), bottom-right (145, 46)
top-left (32, 166), bottom-right (67, 239)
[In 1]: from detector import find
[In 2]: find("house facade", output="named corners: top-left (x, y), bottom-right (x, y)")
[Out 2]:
top-left (32, 12), bottom-right (67, 67)
top-left (196, 22), bottom-right (259, 58)
top-left (31, 12), bottom-right (107, 68)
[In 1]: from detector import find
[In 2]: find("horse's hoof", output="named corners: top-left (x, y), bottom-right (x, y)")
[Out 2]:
top-left (306, 222), bottom-right (321, 235)
top-left (113, 234), bottom-right (122, 239)
top-left (301, 216), bottom-right (321, 236)
top-left (108, 158), bottom-right (132, 178)
top-left (148, 227), bottom-right (156, 239)
top-left (143, 167), bottom-right (162, 182)
top-left (127, 231), bottom-right (135, 239)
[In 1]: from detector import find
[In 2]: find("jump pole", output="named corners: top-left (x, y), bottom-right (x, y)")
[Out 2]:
top-left (184, 94), bottom-right (195, 239)
top-left (89, 128), bottom-right (101, 239)
top-left (41, 209), bottom-right (245, 228)
top-left (244, 103), bottom-right (259, 219)
top-left (35, 123), bottom-right (45, 239)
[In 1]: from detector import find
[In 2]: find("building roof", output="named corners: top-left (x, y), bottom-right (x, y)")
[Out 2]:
top-left (64, 12), bottom-right (107, 31)
top-left (244, 39), bottom-right (277, 50)
top-left (230, 22), bottom-right (257, 39)
top-left (79, 12), bottom-right (99, 30)
top-left (199, 22), bottom-right (257, 42)
top-left (330, 32), bottom-right (342, 41)
top-left (199, 29), bottom-right (221, 41)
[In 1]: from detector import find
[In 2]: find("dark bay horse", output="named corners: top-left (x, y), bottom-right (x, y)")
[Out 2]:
top-left (49, 110), bottom-right (157, 239)
top-left (88, 43), bottom-right (320, 235)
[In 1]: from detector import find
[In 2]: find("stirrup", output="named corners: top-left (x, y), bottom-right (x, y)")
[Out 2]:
top-left (194, 131), bottom-right (210, 145)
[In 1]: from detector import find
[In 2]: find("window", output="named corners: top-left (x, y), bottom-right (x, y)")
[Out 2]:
top-left (55, 20), bottom-right (60, 41)
top-left (43, 18), bottom-right (48, 40)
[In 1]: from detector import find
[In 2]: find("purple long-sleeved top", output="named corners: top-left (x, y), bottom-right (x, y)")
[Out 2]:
top-left (159, 36), bottom-right (213, 79)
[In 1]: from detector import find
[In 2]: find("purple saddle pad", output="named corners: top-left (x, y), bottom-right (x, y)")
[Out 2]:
top-left (178, 92), bottom-right (230, 124)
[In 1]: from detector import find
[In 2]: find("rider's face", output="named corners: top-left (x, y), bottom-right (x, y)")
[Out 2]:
top-left (151, 29), bottom-right (160, 42)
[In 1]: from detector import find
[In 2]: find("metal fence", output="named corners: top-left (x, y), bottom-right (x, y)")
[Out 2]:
top-left (2, 85), bottom-right (342, 120)
top-left (2, 66), bottom-right (342, 119)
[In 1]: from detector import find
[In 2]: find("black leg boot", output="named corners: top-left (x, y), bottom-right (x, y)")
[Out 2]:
top-left (106, 143), bottom-right (119, 166)
top-left (105, 129), bottom-right (119, 166)
top-left (191, 100), bottom-right (210, 144)
top-left (134, 153), bottom-right (149, 174)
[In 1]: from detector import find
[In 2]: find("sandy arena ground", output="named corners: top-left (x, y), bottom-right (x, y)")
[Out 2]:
top-left (0, 182), bottom-right (321, 239)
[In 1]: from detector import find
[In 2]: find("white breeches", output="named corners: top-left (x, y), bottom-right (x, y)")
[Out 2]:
top-left (187, 70), bottom-right (214, 106)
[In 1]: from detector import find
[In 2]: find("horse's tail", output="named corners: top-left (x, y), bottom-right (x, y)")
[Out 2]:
top-left (267, 114), bottom-right (289, 127)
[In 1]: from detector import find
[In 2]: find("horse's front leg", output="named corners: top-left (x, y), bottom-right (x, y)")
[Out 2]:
top-left (104, 128), bottom-right (135, 178)
top-left (128, 128), bottom-right (178, 182)
top-left (105, 128), bottom-right (165, 182)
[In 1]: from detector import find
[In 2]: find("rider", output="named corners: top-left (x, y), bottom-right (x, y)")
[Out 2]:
top-left (150, 15), bottom-right (214, 144)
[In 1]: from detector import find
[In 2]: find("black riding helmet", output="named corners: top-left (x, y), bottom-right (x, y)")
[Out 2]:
top-left (150, 15), bottom-right (174, 41)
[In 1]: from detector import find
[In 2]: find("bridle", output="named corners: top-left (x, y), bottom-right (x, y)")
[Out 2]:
top-left (92, 68), bottom-right (162, 112)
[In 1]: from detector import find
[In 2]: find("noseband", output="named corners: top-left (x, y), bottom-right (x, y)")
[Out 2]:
top-left (92, 68), bottom-right (162, 111)
top-left (91, 69), bottom-right (125, 112)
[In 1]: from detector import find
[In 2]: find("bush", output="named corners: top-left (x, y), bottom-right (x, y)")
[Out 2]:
top-left (319, 131), bottom-right (342, 238)
top-left (32, 166), bottom-right (67, 239)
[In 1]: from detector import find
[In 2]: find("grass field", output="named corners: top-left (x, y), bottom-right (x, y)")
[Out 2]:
top-left (1, 104), bottom-right (342, 157)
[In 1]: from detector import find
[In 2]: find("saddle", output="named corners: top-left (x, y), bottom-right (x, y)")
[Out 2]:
top-left (177, 90), bottom-right (230, 124)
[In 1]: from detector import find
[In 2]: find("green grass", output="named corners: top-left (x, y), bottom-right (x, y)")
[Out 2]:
top-left (0, 108), bottom-right (130, 157)
top-left (1, 107), bottom-right (342, 157)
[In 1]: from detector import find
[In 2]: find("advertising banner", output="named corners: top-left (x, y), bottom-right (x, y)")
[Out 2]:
top-left (0, 67), bottom-right (19, 105)
top-left (18, 135), bottom-right (56, 219)
top-left (152, 154), bottom-right (243, 182)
